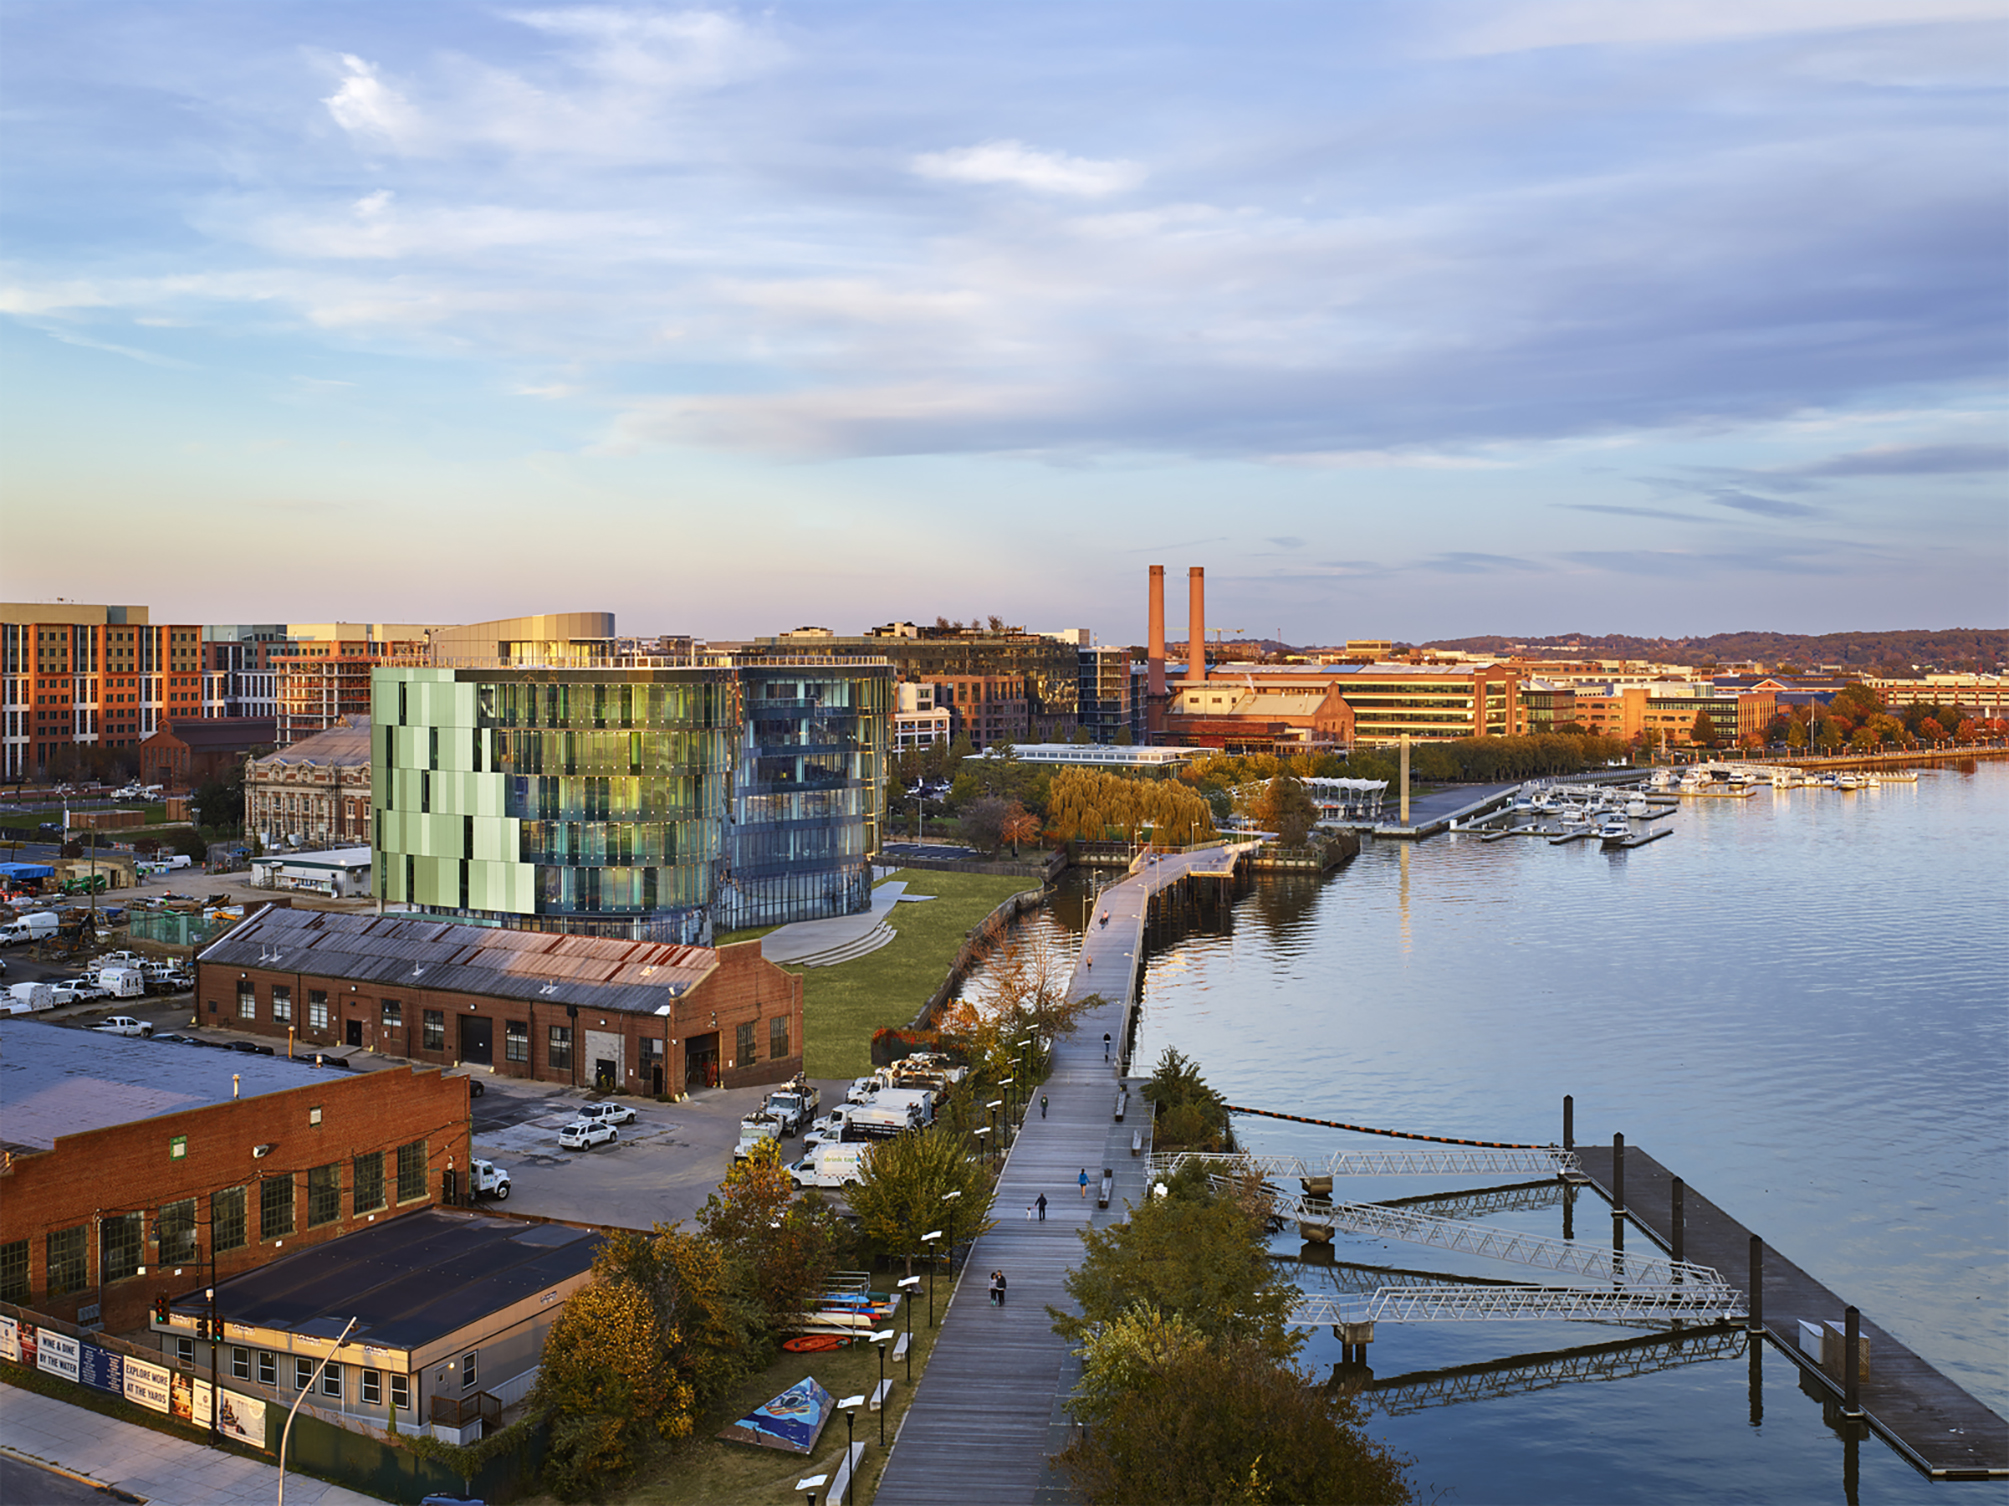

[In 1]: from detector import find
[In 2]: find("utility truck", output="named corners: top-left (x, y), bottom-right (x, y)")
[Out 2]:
top-left (839, 1099), bottom-right (923, 1140)
top-left (788, 1143), bottom-right (869, 1189)
top-left (763, 1080), bottom-right (821, 1136)
top-left (734, 1113), bottom-right (784, 1161)
top-left (468, 1160), bottom-right (512, 1201)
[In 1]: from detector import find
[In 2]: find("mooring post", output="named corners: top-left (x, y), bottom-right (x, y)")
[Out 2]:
top-left (1562, 1094), bottom-right (1573, 1152)
top-left (1748, 1236), bottom-right (1763, 1333)
top-left (1671, 1177), bottom-right (1685, 1267)
top-left (1612, 1132), bottom-right (1625, 1214)
top-left (1844, 1306), bottom-right (1863, 1417)
top-left (1748, 1337), bottom-right (1764, 1429)
top-left (1562, 1183), bottom-right (1574, 1242)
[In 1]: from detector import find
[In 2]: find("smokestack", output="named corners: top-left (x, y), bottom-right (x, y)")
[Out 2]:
top-left (1147, 567), bottom-right (1166, 699)
top-left (1189, 567), bottom-right (1206, 686)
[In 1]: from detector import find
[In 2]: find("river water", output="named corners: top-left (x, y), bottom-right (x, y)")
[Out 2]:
top-left (1009, 762), bottom-right (2008, 1503)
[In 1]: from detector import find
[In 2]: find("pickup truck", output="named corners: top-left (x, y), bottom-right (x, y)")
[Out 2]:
top-left (839, 1099), bottom-right (922, 1140)
top-left (92, 1015), bottom-right (153, 1037)
top-left (763, 1081), bottom-right (821, 1136)
top-left (734, 1113), bottom-right (783, 1161)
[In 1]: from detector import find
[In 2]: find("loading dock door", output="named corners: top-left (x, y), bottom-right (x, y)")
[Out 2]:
top-left (459, 1015), bottom-right (494, 1066)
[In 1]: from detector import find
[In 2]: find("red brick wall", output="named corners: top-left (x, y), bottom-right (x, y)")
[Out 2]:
top-left (197, 938), bottom-right (804, 1098)
top-left (0, 1065), bottom-right (469, 1335)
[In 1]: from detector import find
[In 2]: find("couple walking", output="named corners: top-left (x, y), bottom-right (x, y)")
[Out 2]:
top-left (987, 1269), bottom-right (1008, 1307)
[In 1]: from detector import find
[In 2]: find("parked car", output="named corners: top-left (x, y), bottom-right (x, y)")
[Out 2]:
top-left (450, 1074), bottom-right (487, 1098)
top-left (558, 1120), bottom-right (618, 1150)
top-left (574, 1102), bottom-right (635, 1127)
top-left (91, 1015), bottom-right (153, 1038)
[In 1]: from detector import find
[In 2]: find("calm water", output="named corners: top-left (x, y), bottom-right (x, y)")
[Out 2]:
top-left (1025, 764), bottom-right (2009, 1503)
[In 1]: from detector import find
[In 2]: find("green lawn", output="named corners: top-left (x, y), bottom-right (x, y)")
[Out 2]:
top-left (798, 868), bottom-right (1035, 1080)
top-left (514, 1299), bottom-right (951, 1506)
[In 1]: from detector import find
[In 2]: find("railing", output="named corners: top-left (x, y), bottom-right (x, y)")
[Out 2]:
top-left (1291, 1283), bottom-right (1747, 1327)
top-left (430, 1391), bottom-right (501, 1428)
top-left (1160, 1146), bottom-right (1581, 1180)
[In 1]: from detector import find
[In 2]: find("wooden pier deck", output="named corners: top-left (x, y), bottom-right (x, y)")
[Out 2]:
top-left (1573, 1143), bottom-right (2008, 1479)
top-left (875, 845), bottom-right (1250, 1503)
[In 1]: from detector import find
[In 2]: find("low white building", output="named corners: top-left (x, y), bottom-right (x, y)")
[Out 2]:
top-left (249, 846), bottom-right (372, 898)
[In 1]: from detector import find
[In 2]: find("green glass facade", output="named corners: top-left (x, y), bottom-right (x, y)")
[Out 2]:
top-left (373, 663), bottom-right (887, 942)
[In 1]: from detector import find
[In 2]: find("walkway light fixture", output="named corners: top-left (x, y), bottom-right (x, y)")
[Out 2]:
top-left (838, 1394), bottom-right (865, 1504)
top-left (897, 1275), bottom-right (920, 1379)
top-left (921, 1230), bottom-right (942, 1325)
top-left (867, 1330), bottom-right (894, 1445)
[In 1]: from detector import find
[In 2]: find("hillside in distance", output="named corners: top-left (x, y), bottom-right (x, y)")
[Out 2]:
top-left (1419, 628), bottom-right (2006, 672)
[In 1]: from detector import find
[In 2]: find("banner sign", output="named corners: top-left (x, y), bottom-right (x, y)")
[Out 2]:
top-left (217, 1389), bottom-right (268, 1450)
top-left (170, 1372), bottom-right (213, 1429)
top-left (78, 1341), bottom-right (123, 1396)
top-left (0, 1315), bottom-right (18, 1364)
top-left (36, 1328), bottom-right (80, 1384)
top-left (124, 1356), bottom-right (172, 1414)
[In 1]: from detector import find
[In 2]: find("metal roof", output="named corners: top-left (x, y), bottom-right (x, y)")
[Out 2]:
top-left (169, 1209), bottom-right (601, 1354)
top-left (250, 717), bottom-right (372, 769)
top-left (202, 906), bottom-right (717, 1015)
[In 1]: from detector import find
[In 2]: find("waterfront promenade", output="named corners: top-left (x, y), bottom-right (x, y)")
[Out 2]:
top-left (874, 843), bottom-right (1255, 1505)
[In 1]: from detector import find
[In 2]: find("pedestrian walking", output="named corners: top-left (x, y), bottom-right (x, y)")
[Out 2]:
top-left (995, 1270), bottom-right (1007, 1307)
top-left (988, 1270), bottom-right (999, 1306)
top-left (1078, 1167), bottom-right (1090, 1199)
top-left (1040, 1093), bottom-right (1048, 1118)
top-left (1035, 1192), bottom-right (1047, 1222)
top-left (1103, 1032), bottom-right (1111, 1061)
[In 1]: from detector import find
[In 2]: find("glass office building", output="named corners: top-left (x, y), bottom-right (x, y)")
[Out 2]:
top-left (373, 661), bottom-right (887, 942)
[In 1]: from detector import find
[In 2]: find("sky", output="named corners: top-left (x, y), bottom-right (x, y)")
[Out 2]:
top-left (2, 0), bottom-right (2004, 645)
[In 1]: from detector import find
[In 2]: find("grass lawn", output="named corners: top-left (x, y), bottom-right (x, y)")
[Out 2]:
top-left (513, 1290), bottom-right (954, 1506)
top-left (797, 868), bottom-right (1036, 1080)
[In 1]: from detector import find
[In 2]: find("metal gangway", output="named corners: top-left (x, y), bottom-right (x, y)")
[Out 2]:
top-left (1377, 1180), bottom-right (1568, 1223)
top-left (1359, 1328), bottom-right (1749, 1416)
top-left (1235, 1179), bottom-right (1736, 1297)
top-left (1156, 1145), bottom-right (1582, 1181)
top-left (1290, 1282), bottom-right (1747, 1328)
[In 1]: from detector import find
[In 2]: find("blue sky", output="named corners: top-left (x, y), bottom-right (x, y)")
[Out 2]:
top-left (2, 1), bottom-right (2004, 644)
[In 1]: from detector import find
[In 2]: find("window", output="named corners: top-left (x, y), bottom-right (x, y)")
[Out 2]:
top-left (213, 1187), bottom-right (247, 1253)
top-left (322, 1365), bottom-right (342, 1399)
top-left (295, 1357), bottom-right (314, 1392)
top-left (505, 1020), bottom-right (528, 1063)
top-left (160, 1199), bottom-right (197, 1265)
top-left (100, 1211), bottom-right (144, 1282)
top-left (271, 986), bottom-right (292, 1023)
top-left (308, 992), bottom-right (329, 1031)
top-left (423, 1010), bottom-right (445, 1051)
top-left (547, 1026), bottom-right (572, 1071)
top-left (260, 1175), bottom-right (295, 1239)
top-left (391, 1374), bottom-right (410, 1412)
top-left (736, 1021), bottom-right (756, 1068)
top-left (259, 1351), bottom-right (277, 1387)
top-left (307, 1164), bottom-right (340, 1227)
top-left (381, 999), bottom-right (402, 1029)
top-left (237, 982), bottom-right (256, 1020)
top-left (395, 1140), bottom-right (426, 1203)
top-left (462, 1351), bottom-right (478, 1391)
top-left (0, 1239), bottom-right (27, 1304)
top-left (178, 1336), bottom-right (196, 1367)
top-left (232, 1346), bottom-right (251, 1380)
top-left (46, 1226), bottom-right (87, 1295)
top-left (770, 1015), bottom-right (789, 1060)
top-left (353, 1151), bottom-right (385, 1214)
top-left (361, 1370), bottom-right (382, 1406)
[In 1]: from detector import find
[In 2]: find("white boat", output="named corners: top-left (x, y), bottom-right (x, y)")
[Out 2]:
top-left (1597, 819), bottom-right (1633, 846)
top-left (1771, 771), bottom-right (1795, 788)
top-left (1624, 798), bottom-right (1651, 818)
top-left (1836, 773), bottom-right (1861, 790)
top-left (1647, 769), bottom-right (1674, 791)
top-left (1859, 771), bottom-right (1881, 787)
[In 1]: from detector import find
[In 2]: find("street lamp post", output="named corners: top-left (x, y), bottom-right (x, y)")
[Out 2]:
top-left (987, 1099), bottom-right (1004, 1153)
top-left (999, 1077), bottom-right (1014, 1129)
top-left (838, 1394), bottom-right (865, 1505)
top-left (941, 1191), bottom-right (962, 1293)
top-left (278, 1315), bottom-right (358, 1506)
top-left (868, 1330), bottom-right (893, 1445)
top-left (896, 1275), bottom-right (920, 1381)
top-left (921, 1230), bottom-right (942, 1326)
top-left (974, 1125), bottom-right (991, 1164)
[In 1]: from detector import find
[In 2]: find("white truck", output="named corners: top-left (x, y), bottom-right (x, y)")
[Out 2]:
top-left (0, 913), bottom-right (59, 946)
top-left (468, 1160), bottom-right (511, 1201)
top-left (870, 1086), bottom-right (937, 1127)
top-left (839, 1099), bottom-right (923, 1140)
top-left (788, 1143), bottom-right (869, 1189)
top-left (6, 981), bottom-right (54, 1014)
top-left (763, 1082), bottom-right (821, 1136)
top-left (97, 966), bottom-right (148, 999)
top-left (734, 1113), bottom-right (784, 1161)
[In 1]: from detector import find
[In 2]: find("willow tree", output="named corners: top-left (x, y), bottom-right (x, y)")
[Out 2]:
top-left (1045, 767), bottom-right (1216, 847)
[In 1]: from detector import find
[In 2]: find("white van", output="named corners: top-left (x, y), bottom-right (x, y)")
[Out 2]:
top-left (0, 913), bottom-right (59, 946)
top-left (789, 1144), bottom-right (869, 1188)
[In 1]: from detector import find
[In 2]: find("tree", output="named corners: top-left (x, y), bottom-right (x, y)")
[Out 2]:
top-left (846, 1126), bottom-right (996, 1273)
top-left (936, 930), bottom-right (1101, 1074)
top-left (1689, 709), bottom-right (1716, 749)
top-left (533, 1276), bottom-right (694, 1500)
top-left (193, 760), bottom-right (249, 834)
top-left (697, 1138), bottom-right (850, 1340)
top-left (999, 802), bottom-right (1041, 856)
top-left (1058, 1310), bottom-right (1413, 1506)
top-left (959, 794), bottom-right (1013, 854)
top-left (1247, 772), bottom-right (1318, 847)
top-left (1141, 1047), bottom-right (1233, 1153)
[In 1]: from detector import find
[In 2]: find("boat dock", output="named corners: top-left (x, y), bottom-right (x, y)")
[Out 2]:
top-left (1572, 1141), bottom-right (2008, 1479)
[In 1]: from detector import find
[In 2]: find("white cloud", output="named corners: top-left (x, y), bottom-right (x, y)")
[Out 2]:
top-left (323, 54), bottom-right (425, 150)
top-left (913, 140), bottom-right (1145, 198)
top-left (509, 7), bottom-right (780, 89)
top-left (1449, 0), bottom-right (2004, 55)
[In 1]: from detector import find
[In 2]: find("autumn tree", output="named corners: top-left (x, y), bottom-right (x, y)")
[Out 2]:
top-left (999, 801), bottom-right (1041, 856)
top-left (1689, 709), bottom-right (1717, 749)
top-left (936, 929), bottom-right (1100, 1075)
top-left (697, 1138), bottom-right (850, 1340)
top-left (1044, 767), bottom-right (1216, 847)
top-left (846, 1126), bottom-right (996, 1274)
top-left (1247, 771), bottom-right (1318, 846)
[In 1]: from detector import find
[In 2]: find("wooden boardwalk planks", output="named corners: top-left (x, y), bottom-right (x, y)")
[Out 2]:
top-left (1575, 1143), bottom-right (2007, 1478)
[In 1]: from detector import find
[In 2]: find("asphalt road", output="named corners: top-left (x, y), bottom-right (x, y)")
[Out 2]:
top-left (0, 1451), bottom-right (128, 1505)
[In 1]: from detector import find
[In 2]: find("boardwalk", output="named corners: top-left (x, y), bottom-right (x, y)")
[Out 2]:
top-left (874, 844), bottom-right (1255, 1506)
top-left (1574, 1143), bottom-right (2008, 1479)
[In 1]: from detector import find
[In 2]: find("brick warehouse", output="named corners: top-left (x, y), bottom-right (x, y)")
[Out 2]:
top-left (197, 904), bottom-right (804, 1096)
top-left (0, 1022), bottom-right (470, 1337)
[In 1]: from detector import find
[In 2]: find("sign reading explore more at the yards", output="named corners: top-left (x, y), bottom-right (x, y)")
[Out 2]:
top-left (123, 1354), bottom-right (173, 1415)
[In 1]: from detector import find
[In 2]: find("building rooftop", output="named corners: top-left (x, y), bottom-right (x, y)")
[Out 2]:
top-left (971, 743), bottom-right (1196, 767)
top-left (171, 1209), bottom-right (602, 1352)
top-left (251, 847), bottom-right (373, 870)
top-left (0, 1019), bottom-right (351, 1154)
top-left (202, 905), bottom-right (718, 1014)
top-left (149, 718), bottom-right (277, 750)
top-left (252, 717), bottom-right (372, 768)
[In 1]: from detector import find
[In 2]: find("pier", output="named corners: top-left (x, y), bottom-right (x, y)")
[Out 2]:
top-left (875, 842), bottom-right (1256, 1504)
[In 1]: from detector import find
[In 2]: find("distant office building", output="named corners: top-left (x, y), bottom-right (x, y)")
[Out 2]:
top-left (246, 717), bottom-right (374, 849)
top-left (1164, 661), bottom-right (1516, 750)
top-left (372, 648), bottom-right (889, 942)
top-left (203, 625), bottom-right (287, 721)
top-left (1076, 645), bottom-right (1146, 745)
top-left (1, 604), bottom-right (213, 778)
top-left (893, 682), bottom-right (953, 753)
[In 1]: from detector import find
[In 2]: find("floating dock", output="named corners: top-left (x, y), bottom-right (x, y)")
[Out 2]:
top-left (1572, 1142), bottom-right (2008, 1479)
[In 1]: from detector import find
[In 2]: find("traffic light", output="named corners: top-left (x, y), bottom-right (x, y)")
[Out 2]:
top-left (153, 1295), bottom-right (170, 1327)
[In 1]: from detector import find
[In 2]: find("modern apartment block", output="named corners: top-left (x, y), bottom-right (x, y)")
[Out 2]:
top-left (1076, 644), bottom-right (1147, 745)
top-left (273, 624), bottom-right (434, 746)
top-left (371, 649), bottom-right (890, 944)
